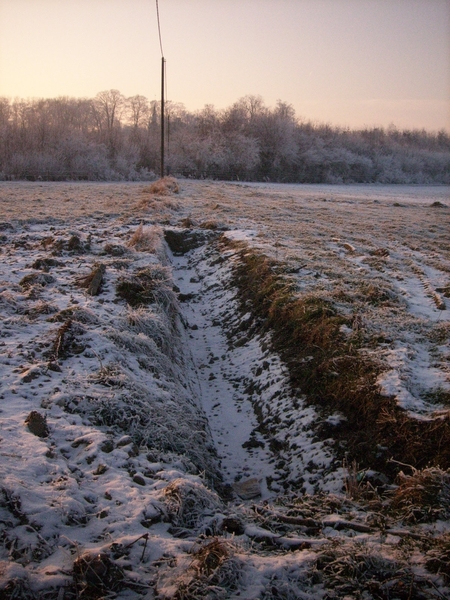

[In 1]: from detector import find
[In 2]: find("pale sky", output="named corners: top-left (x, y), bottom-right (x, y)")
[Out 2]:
top-left (0, 0), bottom-right (449, 131)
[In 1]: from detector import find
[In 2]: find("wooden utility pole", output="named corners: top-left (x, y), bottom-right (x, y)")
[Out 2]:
top-left (160, 56), bottom-right (165, 178)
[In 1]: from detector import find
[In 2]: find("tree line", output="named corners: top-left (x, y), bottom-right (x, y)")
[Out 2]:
top-left (0, 90), bottom-right (449, 183)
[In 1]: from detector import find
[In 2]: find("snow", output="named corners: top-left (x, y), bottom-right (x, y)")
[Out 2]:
top-left (0, 180), bottom-right (449, 598)
top-left (172, 240), bottom-right (338, 497)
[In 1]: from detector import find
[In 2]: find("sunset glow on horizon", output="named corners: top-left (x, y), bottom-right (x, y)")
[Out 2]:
top-left (0, 0), bottom-right (449, 132)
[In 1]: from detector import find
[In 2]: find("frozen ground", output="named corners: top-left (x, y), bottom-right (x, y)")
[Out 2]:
top-left (0, 180), bottom-right (449, 599)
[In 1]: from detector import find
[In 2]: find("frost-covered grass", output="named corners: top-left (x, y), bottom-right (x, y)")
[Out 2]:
top-left (0, 180), bottom-right (449, 598)
top-left (223, 240), bottom-right (450, 479)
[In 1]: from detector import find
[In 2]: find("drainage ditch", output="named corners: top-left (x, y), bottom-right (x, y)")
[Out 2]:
top-left (165, 228), bottom-right (341, 499)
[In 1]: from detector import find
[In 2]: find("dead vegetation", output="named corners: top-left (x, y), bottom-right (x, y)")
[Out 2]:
top-left (426, 533), bottom-right (450, 583)
top-left (223, 237), bottom-right (450, 479)
top-left (42, 233), bottom-right (91, 255)
top-left (163, 479), bottom-right (223, 530)
top-left (127, 223), bottom-right (163, 253)
top-left (310, 543), bottom-right (438, 599)
top-left (73, 551), bottom-right (125, 598)
top-left (19, 272), bottom-right (55, 290)
top-left (49, 319), bottom-right (86, 361)
top-left (155, 537), bottom-right (242, 600)
top-left (102, 242), bottom-right (128, 256)
top-left (391, 467), bottom-right (450, 523)
top-left (47, 305), bottom-right (99, 325)
top-left (1, 182), bottom-right (449, 599)
top-left (147, 176), bottom-right (180, 196)
top-left (116, 264), bottom-right (175, 308)
top-left (29, 257), bottom-right (62, 271)
top-left (75, 263), bottom-right (105, 295)
top-left (135, 177), bottom-right (181, 212)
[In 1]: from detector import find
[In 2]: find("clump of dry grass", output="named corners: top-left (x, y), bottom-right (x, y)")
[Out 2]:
top-left (67, 233), bottom-right (88, 253)
top-left (0, 290), bottom-right (19, 314)
top-left (429, 321), bottom-right (450, 344)
top-left (179, 216), bottom-right (196, 228)
top-left (127, 223), bottom-right (163, 253)
top-left (1, 487), bottom-right (28, 525)
top-left (343, 459), bottom-right (379, 502)
top-left (361, 282), bottom-right (396, 306)
top-left (102, 242), bottom-right (128, 256)
top-left (311, 542), bottom-right (434, 599)
top-left (156, 537), bottom-right (242, 599)
top-left (163, 479), bottom-right (223, 530)
top-left (426, 533), bottom-right (450, 583)
top-left (23, 299), bottom-right (58, 317)
top-left (390, 467), bottom-right (450, 523)
top-left (199, 220), bottom-right (218, 230)
top-left (147, 176), bottom-right (180, 196)
top-left (135, 177), bottom-right (181, 212)
top-left (122, 305), bottom-right (174, 358)
top-left (116, 265), bottom-right (176, 309)
top-left (191, 538), bottom-right (233, 576)
top-left (19, 272), bottom-right (55, 290)
top-left (423, 387), bottom-right (450, 408)
top-left (73, 551), bottom-right (124, 598)
top-left (89, 362), bottom-right (127, 388)
top-left (29, 257), bottom-right (62, 271)
top-left (432, 292), bottom-right (446, 310)
top-left (48, 306), bottom-right (99, 325)
top-left (0, 574), bottom-right (35, 600)
top-left (75, 263), bottom-right (105, 295)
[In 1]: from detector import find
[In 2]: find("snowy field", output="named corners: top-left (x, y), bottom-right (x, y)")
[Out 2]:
top-left (0, 180), bottom-right (449, 599)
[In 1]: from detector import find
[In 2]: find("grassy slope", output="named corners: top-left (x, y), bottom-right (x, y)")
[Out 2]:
top-left (226, 239), bottom-right (450, 478)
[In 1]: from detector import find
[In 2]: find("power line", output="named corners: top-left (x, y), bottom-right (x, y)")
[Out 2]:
top-left (156, 0), bottom-right (164, 58)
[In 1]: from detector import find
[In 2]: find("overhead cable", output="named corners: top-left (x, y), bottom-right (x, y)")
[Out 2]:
top-left (156, 0), bottom-right (164, 58)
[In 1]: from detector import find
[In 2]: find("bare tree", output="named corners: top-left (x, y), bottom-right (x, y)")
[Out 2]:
top-left (92, 89), bottom-right (125, 158)
top-left (127, 95), bottom-right (149, 130)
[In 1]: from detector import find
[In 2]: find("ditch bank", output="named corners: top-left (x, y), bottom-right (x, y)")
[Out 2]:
top-left (166, 227), bottom-right (450, 492)
top-left (165, 228), bottom-right (343, 498)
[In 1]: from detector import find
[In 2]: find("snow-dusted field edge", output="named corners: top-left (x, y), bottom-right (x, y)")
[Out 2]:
top-left (0, 180), bottom-right (449, 599)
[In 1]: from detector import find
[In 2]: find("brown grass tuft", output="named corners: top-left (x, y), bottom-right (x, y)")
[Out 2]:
top-left (127, 223), bottom-right (162, 253)
top-left (199, 220), bottom-right (218, 230)
top-left (155, 536), bottom-right (241, 599)
top-left (191, 538), bottom-right (232, 576)
top-left (147, 176), bottom-right (180, 195)
top-left (391, 467), bottom-right (450, 523)
top-left (75, 263), bottom-right (105, 295)
top-left (116, 265), bottom-right (175, 309)
top-left (163, 479), bottom-right (223, 530)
